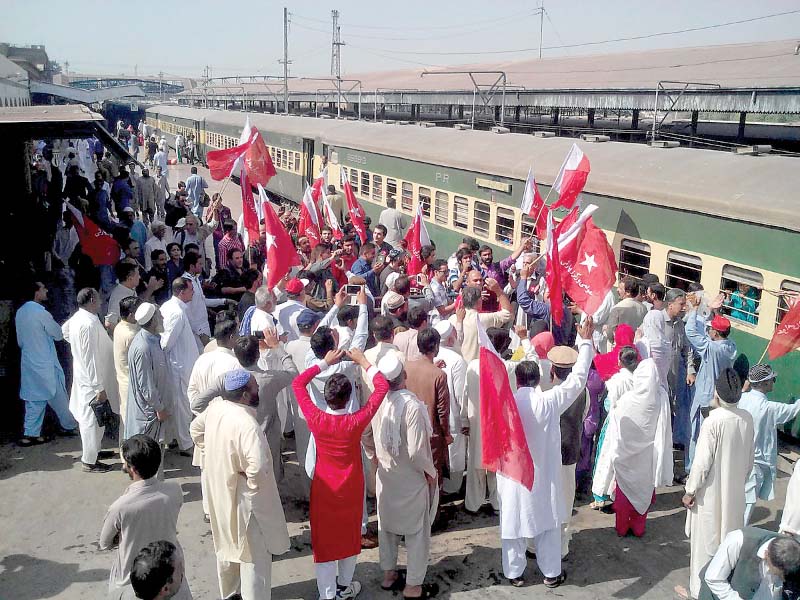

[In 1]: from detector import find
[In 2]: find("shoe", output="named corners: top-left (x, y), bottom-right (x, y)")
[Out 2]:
top-left (543, 571), bottom-right (567, 588)
top-left (360, 533), bottom-right (378, 549)
top-left (18, 436), bottom-right (47, 447)
top-left (336, 580), bottom-right (361, 599)
top-left (97, 450), bottom-right (115, 460)
top-left (380, 569), bottom-right (406, 591)
top-left (508, 577), bottom-right (525, 587)
top-left (82, 461), bottom-right (113, 473)
top-left (57, 427), bottom-right (79, 437)
top-left (673, 473), bottom-right (688, 486)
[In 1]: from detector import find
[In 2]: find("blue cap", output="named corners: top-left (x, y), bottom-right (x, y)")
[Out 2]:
top-left (296, 309), bottom-right (322, 331)
top-left (223, 369), bottom-right (252, 391)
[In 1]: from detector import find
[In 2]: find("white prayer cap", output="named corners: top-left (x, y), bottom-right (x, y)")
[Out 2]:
top-left (378, 354), bottom-right (403, 381)
top-left (434, 320), bottom-right (454, 340)
top-left (134, 302), bottom-right (156, 326)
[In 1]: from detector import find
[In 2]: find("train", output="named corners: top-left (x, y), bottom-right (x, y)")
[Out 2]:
top-left (145, 104), bottom-right (800, 434)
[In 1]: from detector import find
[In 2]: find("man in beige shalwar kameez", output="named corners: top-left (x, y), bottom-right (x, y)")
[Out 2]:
top-left (190, 369), bottom-right (290, 600)
top-left (680, 368), bottom-right (754, 599)
top-left (374, 355), bottom-right (438, 598)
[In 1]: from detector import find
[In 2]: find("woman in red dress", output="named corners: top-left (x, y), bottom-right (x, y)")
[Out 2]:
top-left (293, 347), bottom-right (389, 600)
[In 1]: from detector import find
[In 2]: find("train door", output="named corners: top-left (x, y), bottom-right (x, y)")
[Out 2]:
top-left (303, 138), bottom-right (315, 183)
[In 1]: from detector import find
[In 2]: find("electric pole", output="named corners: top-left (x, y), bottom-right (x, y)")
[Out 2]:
top-left (330, 9), bottom-right (344, 118)
top-left (280, 7), bottom-right (292, 114)
top-left (537, 2), bottom-right (545, 59)
top-left (159, 71), bottom-right (164, 102)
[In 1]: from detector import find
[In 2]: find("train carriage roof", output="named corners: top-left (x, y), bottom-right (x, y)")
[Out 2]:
top-left (149, 105), bottom-right (799, 232)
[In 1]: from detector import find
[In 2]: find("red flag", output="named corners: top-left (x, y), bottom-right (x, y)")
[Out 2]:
top-left (478, 315), bottom-right (534, 490)
top-left (545, 210), bottom-right (564, 325)
top-left (258, 185), bottom-right (300, 289)
top-left (311, 169), bottom-right (327, 202)
top-left (551, 144), bottom-right (590, 211)
top-left (767, 295), bottom-right (800, 359)
top-left (403, 205), bottom-right (431, 276)
top-left (65, 203), bottom-right (120, 266)
top-left (206, 138), bottom-right (253, 181)
top-left (520, 165), bottom-right (547, 240)
top-left (240, 169), bottom-right (261, 244)
top-left (341, 170), bottom-right (367, 244)
top-left (243, 127), bottom-right (276, 187)
top-left (298, 183), bottom-right (322, 248)
top-left (557, 206), bottom-right (618, 316)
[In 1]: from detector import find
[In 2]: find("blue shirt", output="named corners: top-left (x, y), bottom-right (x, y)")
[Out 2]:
top-left (350, 257), bottom-right (380, 296)
top-left (111, 178), bottom-right (133, 210)
top-left (15, 301), bottom-right (66, 402)
top-left (739, 389), bottom-right (800, 472)
top-left (185, 174), bottom-right (208, 214)
top-left (685, 309), bottom-right (738, 412)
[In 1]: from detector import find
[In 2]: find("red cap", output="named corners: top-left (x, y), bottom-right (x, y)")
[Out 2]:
top-left (711, 314), bottom-right (731, 333)
top-left (285, 278), bottom-right (306, 295)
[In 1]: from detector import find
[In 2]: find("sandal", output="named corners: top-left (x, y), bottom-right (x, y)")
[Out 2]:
top-left (381, 570), bottom-right (407, 591)
top-left (403, 583), bottom-right (439, 599)
top-left (18, 436), bottom-right (46, 447)
top-left (543, 571), bottom-right (567, 588)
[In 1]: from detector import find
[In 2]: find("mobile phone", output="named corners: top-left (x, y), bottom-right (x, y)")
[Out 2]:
top-left (345, 284), bottom-right (362, 295)
top-left (416, 273), bottom-right (424, 284)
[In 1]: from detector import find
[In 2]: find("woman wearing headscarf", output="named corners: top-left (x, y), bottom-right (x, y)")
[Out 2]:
top-left (609, 359), bottom-right (672, 537)
top-left (593, 323), bottom-right (637, 381)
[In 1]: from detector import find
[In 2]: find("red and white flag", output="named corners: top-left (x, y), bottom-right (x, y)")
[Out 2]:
top-left (342, 170), bottom-right (368, 244)
top-left (520, 165), bottom-right (547, 240)
top-left (478, 315), bottom-right (534, 490)
top-left (551, 143), bottom-right (590, 211)
top-left (258, 185), bottom-right (301, 289)
top-left (767, 295), bottom-right (800, 359)
top-left (239, 168), bottom-right (261, 245)
top-left (207, 123), bottom-right (276, 187)
top-left (556, 205), bottom-right (617, 316)
top-left (65, 203), bottom-right (120, 266)
top-left (545, 210), bottom-right (564, 325)
top-left (229, 117), bottom-right (252, 177)
top-left (403, 204), bottom-right (431, 276)
top-left (298, 183), bottom-right (323, 248)
top-left (321, 196), bottom-right (344, 240)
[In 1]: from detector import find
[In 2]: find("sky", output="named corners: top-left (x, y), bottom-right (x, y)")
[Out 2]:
top-left (3, 0), bottom-right (800, 80)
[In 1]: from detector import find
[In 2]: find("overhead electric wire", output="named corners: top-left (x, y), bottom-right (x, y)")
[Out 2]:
top-left (342, 9), bottom-right (800, 56)
top-left (290, 9), bottom-right (535, 32)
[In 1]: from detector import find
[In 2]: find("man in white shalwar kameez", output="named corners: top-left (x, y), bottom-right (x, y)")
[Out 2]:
top-left (63, 288), bottom-right (119, 472)
top-left (681, 368), bottom-right (755, 599)
top-left (190, 369), bottom-right (290, 600)
top-left (160, 278), bottom-right (200, 453)
top-left (374, 355), bottom-right (439, 597)
top-left (497, 319), bottom-right (594, 587)
top-left (434, 319), bottom-right (468, 495)
top-left (780, 460), bottom-right (800, 536)
top-left (463, 325), bottom-right (537, 513)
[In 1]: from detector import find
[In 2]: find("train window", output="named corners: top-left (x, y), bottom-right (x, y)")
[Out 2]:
top-left (777, 281), bottom-right (800, 327)
top-left (495, 206), bottom-right (515, 246)
top-left (519, 215), bottom-right (542, 253)
top-left (473, 201), bottom-right (490, 237)
top-left (453, 196), bottom-right (469, 230)
top-left (274, 149), bottom-right (282, 168)
top-left (419, 187), bottom-right (431, 217)
top-left (434, 192), bottom-right (449, 225)
top-left (349, 169), bottom-right (359, 194)
top-left (281, 150), bottom-right (288, 168)
top-left (361, 171), bottom-right (370, 197)
top-left (372, 175), bottom-right (383, 203)
top-left (619, 239), bottom-right (651, 280)
top-left (387, 178), bottom-right (397, 204)
top-left (665, 251), bottom-right (702, 291)
top-left (401, 183), bottom-right (413, 212)
top-left (720, 265), bottom-right (763, 326)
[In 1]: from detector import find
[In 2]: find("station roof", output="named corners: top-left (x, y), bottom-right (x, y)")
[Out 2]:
top-left (0, 104), bottom-right (136, 164)
top-left (181, 39), bottom-right (800, 113)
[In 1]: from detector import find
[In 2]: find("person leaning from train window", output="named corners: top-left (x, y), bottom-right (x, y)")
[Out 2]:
top-left (726, 281), bottom-right (759, 325)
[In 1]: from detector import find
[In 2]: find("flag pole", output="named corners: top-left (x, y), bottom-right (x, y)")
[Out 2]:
top-left (757, 344), bottom-right (770, 364)
top-left (530, 163), bottom-right (565, 241)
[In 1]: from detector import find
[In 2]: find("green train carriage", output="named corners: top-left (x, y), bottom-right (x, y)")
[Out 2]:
top-left (147, 105), bottom-right (800, 434)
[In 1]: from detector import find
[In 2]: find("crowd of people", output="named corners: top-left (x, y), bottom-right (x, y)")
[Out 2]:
top-left (14, 130), bottom-right (800, 600)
